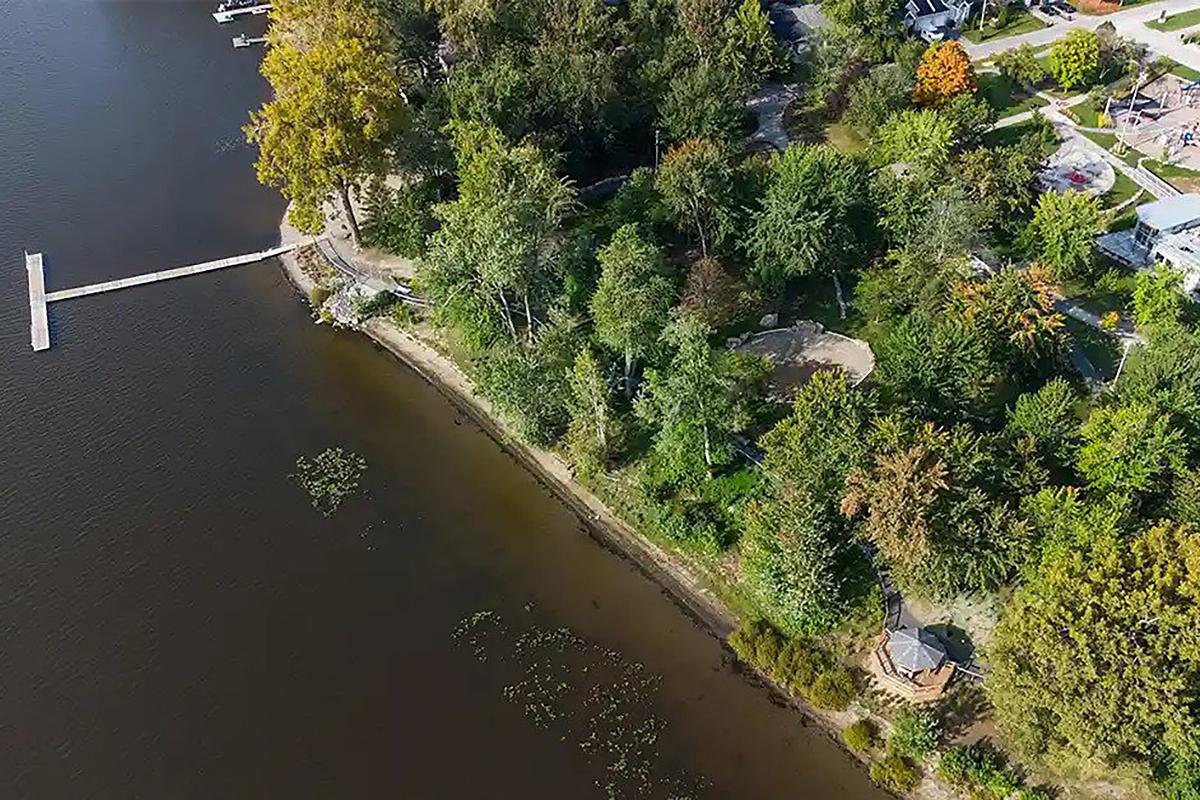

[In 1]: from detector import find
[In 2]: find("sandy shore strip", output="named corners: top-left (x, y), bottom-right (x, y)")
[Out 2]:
top-left (275, 241), bottom-right (736, 638)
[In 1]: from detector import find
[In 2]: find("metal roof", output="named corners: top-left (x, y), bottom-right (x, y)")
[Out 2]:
top-left (1136, 194), bottom-right (1200, 232)
top-left (886, 627), bottom-right (946, 673)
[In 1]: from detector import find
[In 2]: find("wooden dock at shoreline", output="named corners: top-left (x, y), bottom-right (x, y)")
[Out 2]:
top-left (24, 244), bottom-right (298, 351)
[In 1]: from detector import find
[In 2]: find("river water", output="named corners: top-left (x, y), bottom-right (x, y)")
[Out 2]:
top-left (0, 3), bottom-right (888, 798)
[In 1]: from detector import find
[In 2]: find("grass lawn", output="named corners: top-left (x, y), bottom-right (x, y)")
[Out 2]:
top-left (1147, 7), bottom-right (1200, 31)
top-left (1101, 171), bottom-right (1141, 209)
top-left (1144, 158), bottom-right (1200, 179)
top-left (977, 73), bottom-right (1049, 118)
top-left (1070, 102), bottom-right (1106, 129)
top-left (1161, 56), bottom-right (1200, 82)
top-left (962, 10), bottom-right (1047, 43)
top-left (980, 119), bottom-right (1059, 154)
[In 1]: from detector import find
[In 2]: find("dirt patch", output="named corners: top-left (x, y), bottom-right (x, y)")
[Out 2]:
top-left (733, 321), bottom-right (875, 401)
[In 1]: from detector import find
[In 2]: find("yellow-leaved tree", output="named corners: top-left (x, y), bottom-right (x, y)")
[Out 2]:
top-left (245, 0), bottom-right (407, 246)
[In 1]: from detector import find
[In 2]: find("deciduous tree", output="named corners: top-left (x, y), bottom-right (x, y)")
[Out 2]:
top-left (987, 520), bottom-right (1200, 779)
top-left (1048, 29), bottom-right (1100, 91)
top-left (746, 144), bottom-right (873, 313)
top-left (246, 0), bottom-right (406, 245)
top-left (913, 41), bottom-right (976, 107)
top-left (656, 138), bottom-right (737, 257)
top-left (1021, 190), bottom-right (1105, 282)
top-left (636, 314), bottom-right (766, 481)
top-left (590, 224), bottom-right (676, 395)
top-left (994, 44), bottom-right (1047, 93)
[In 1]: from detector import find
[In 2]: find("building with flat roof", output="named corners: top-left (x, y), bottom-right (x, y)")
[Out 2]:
top-left (1097, 194), bottom-right (1200, 295)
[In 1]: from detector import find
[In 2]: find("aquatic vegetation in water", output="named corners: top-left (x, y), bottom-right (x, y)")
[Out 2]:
top-left (453, 611), bottom-right (704, 799)
top-left (290, 447), bottom-right (366, 517)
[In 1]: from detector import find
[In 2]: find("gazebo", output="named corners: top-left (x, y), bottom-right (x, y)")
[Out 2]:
top-left (886, 628), bottom-right (946, 675)
top-left (867, 627), bottom-right (956, 702)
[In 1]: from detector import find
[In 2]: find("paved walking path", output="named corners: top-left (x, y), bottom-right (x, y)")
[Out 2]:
top-left (964, 0), bottom-right (1200, 69)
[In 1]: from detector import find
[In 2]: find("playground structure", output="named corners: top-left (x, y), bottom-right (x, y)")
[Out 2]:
top-left (1108, 75), bottom-right (1200, 172)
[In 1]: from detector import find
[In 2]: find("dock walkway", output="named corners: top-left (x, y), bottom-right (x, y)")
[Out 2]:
top-left (26, 253), bottom-right (49, 352)
top-left (25, 243), bottom-right (298, 351)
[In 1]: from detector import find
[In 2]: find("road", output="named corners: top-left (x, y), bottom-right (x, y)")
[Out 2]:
top-left (963, 0), bottom-right (1200, 69)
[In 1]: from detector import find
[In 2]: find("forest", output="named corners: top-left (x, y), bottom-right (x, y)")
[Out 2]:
top-left (245, 1), bottom-right (1200, 798)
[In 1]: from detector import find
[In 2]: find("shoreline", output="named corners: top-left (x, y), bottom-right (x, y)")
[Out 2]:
top-left (276, 244), bottom-right (737, 635)
top-left (275, 235), bottom-right (897, 789)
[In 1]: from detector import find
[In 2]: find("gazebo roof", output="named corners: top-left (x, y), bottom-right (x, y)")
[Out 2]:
top-left (886, 627), bottom-right (946, 673)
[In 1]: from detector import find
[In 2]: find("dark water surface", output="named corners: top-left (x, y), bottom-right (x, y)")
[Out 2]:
top-left (0, 3), bottom-right (888, 798)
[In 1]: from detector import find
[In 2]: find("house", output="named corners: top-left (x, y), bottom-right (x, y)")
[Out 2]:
top-left (1097, 193), bottom-right (1200, 295)
top-left (904, 0), bottom-right (973, 41)
top-left (767, 2), bottom-right (829, 56)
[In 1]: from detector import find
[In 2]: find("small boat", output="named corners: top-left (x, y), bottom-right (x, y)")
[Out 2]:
top-left (213, 1), bottom-right (271, 23)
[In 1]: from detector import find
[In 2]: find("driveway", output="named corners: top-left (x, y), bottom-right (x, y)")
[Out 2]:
top-left (963, 0), bottom-right (1200, 70)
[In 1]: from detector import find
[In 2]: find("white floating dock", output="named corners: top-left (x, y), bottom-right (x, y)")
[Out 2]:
top-left (213, 3), bottom-right (271, 23)
top-left (26, 252), bottom-right (49, 352)
top-left (232, 34), bottom-right (268, 48)
top-left (26, 243), bottom-right (298, 351)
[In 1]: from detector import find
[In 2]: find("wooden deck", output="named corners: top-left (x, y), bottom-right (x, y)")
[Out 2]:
top-left (26, 252), bottom-right (49, 352)
top-left (865, 635), bottom-right (956, 703)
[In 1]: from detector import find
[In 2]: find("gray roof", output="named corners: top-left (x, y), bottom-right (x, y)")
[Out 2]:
top-left (1136, 194), bottom-right (1200, 233)
top-left (886, 627), bottom-right (946, 673)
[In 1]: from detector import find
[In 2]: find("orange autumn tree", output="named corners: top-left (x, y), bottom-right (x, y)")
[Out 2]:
top-left (913, 41), bottom-right (976, 107)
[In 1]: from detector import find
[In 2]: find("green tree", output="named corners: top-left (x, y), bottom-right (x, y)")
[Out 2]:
top-left (1132, 263), bottom-right (1185, 335)
top-left (1077, 402), bottom-right (1186, 500)
top-left (821, 0), bottom-right (902, 60)
top-left (1021, 190), bottom-right (1105, 282)
top-left (889, 707), bottom-right (942, 760)
top-left (422, 125), bottom-right (575, 347)
top-left (845, 64), bottom-right (912, 140)
top-left (636, 314), bottom-right (765, 481)
top-left (720, 0), bottom-right (788, 89)
top-left (1116, 326), bottom-right (1200, 446)
top-left (659, 59), bottom-right (747, 148)
top-left (1007, 378), bottom-right (1080, 480)
top-left (565, 346), bottom-right (619, 474)
top-left (475, 312), bottom-right (584, 444)
top-left (746, 144), bottom-right (873, 313)
top-left (742, 372), bottom-right (876, 634)
top-left (876, 108), bottom-right (957, 169)
top-left (995, 44), bottom-right (1047, 93)
top-left (1048, 29), bottom-right (1101, 90)
top-left (246, 0), bottom-right (406, 245)
top-left (987, 521), bottom-right (1200, 777)
top-left (590, 224), bottom-right (676, 396)
top-left (656, 138), bottom-right (738, 257)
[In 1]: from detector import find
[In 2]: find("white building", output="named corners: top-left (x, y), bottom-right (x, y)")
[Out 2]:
top-left (1097, 194), bottom-right (1200, 295)
top-left (903, 0), bottom-right (973, 41)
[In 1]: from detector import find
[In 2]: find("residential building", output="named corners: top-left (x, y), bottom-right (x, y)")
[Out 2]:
top-left (1097, 193), bottom-right (1200, 295)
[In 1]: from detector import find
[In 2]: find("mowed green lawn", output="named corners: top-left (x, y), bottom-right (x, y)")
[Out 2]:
top-left (962, 10), bottom-right (1048, 43)
top-left (1147, 7), bottom-right (1200, 31)
top-left (977, 72), bottom-right (1049, 118)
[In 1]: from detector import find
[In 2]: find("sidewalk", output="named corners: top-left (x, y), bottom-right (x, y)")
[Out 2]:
top-left (963, 0), bottom-right (1200, 69)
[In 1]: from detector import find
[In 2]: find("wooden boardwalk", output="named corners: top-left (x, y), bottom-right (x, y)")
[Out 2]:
top-left (26, 244), bottom-right (298, 351)
top-left (26, 252), bottom-right (49, 352)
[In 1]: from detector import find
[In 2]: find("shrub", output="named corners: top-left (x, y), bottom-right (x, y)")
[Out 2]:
top-left (871, 754), bottom-right (920, 792)
top-left (843, 719), bottom-right (878, 753)
top-left (888, 707), bottom-right (942, 761)
top-left (309, 285), bottom-right (331, 308)
top-left (808, 664), bottom-right (856, 710)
